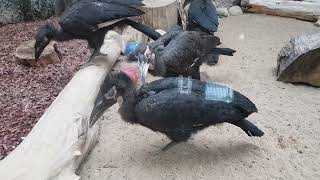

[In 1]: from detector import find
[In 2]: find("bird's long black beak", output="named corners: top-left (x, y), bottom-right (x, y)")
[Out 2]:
top-left (137, 53), bottom-right (149, 84)
top-left (34, 39), bottom-right (50, 61)
top-left (89, 97), bottom-right (117, 128)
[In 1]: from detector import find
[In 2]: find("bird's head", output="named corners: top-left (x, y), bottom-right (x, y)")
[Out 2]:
top-left (89, 69), bottom-right (136, 127)
top-left (137, 46), bottom-right (155, 84)
top-left (34, 22), bottom-right (55, 60)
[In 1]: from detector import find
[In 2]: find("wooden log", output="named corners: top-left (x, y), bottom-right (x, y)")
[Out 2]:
top-left (0, 31), bottom-right (126, 180)
top-left (276, 32), bottom-right (320, 87)
top-left (241, 0), bottom-right (320, 22)
top-left (141, 0), bottom-right (178, 31)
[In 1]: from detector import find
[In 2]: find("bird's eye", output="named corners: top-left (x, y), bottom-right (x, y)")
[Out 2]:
top-left (104, 86), bottom-right (117, 99)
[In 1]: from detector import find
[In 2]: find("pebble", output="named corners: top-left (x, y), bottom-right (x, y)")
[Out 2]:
top-left (228, 6), bottom-right (243, 16)
top-left (217, 8), bottom-right (229, 17)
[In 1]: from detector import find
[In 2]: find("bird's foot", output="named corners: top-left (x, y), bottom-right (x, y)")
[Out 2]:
top-left (79, 61), bottom-right (94, 69)
top-left (162, 141), bottom-right (179, 152)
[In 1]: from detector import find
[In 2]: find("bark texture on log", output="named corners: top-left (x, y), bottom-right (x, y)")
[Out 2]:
top-left (242, 0), bottom-right (320, 22)
top-left (142, 0), bottom-right (178, 31)
top-left (277, 32), bottom-right (320, 87)
top-left (0, 31), bottom-right (125, 180)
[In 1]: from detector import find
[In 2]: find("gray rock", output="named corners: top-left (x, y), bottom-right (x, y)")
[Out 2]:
top-left (276, 32), bottom-right (320, 87)
top-left (217, 8), bottom-right (229, 18)
top-left (228, 6), bottom-right (243, 16)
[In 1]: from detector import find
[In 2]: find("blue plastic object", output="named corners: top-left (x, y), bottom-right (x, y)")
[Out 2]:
top-left (124, 42), bottom-right (139, 56)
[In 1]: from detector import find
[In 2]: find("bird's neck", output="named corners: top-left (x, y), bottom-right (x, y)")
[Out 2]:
top-left (118, 88), bottom-right (137, 123)
top-left (51, 24), bottom-right (73, 41)
top-left (151, 54), bottom-right (167, 77)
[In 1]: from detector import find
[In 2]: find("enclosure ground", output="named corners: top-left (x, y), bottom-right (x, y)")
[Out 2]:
top-left (0, 18), bottom-right (89, 159)
top-left (79, 14), bottom-right (320, 179)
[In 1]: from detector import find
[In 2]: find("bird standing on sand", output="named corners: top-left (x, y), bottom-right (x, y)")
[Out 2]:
top-left (34, 0), bottom-right (161, 68)
top-left (89, 70), bottom-right (264, 151)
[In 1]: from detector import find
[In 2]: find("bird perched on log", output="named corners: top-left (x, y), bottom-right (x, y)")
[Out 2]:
top-left (177, 0), bottom-right (221, 65)
top-left (89, 70), bottom-right (264, 151)
top-left (34, 0), bottom-right (161, 68)
top-left (125, 26), bottom-right (236, 81)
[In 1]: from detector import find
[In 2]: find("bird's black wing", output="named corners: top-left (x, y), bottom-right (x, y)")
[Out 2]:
top-left (60, 1), bottom-right (144, 36)
top-left (138, 77), bottom-right (257, 114)
top-left (188, 0), bottom-right (219, 32)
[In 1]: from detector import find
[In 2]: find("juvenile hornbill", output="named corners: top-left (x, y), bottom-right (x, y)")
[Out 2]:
top-left (125, 26), bottom-right (236, 81)
top-left (34, 0), bottom-right (161, 68)
top-left (89, 70), bottom-right (264, 151)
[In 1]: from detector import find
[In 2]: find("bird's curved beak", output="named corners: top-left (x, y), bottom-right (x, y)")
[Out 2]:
top-left (34, 39), bottom-right (50, 61)
top-left (89, 96), bottom-right (117, 128)
top-left (137, 53), bottom-right (149, 84)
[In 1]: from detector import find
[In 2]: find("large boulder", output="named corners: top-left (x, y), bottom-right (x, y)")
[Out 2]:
top-left (276, 32), bottom-right (320, 87)
top-left (15, 40), bottom-right (62, 67)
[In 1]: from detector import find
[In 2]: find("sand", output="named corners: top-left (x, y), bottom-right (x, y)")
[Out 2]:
top-left (79, 14), bottom-right (320, 180)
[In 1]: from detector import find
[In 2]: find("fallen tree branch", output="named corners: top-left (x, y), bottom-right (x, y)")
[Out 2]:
top-left (242, 0), bottom-right (320, 22)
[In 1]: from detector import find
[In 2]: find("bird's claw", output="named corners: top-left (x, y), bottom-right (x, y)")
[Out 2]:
top-left (79, 61), bottom-right (97, 69)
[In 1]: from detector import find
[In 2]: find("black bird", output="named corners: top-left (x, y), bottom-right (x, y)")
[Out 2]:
top-left (127, 27), bottom-right (236, 81)
top-left (182, 0), bottom-right (219, 33)
top-left (34, 0), bottom-right (161, 67)
top-left (89, 71), bottom-right (264, 151)
top-left (179, 0), bottom-right (221, 65)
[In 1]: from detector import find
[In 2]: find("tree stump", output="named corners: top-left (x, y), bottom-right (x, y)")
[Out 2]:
top-left (241, 0), bottom-right (320, 22)
top-left (141, 0), bottom-right (178, 31)
top-left (14, 40), bottom-right (62, 67)
top-left (276, 32), bottom-right (320, 87)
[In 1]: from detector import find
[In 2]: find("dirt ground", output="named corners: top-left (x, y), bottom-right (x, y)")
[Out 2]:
top-left (79, 14), bottom-right (320, 180)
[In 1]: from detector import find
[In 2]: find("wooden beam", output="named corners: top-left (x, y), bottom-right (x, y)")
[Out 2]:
top-left (242, 0), bottom-right (320, 22)
top-left (0, 31), bottom-right (126, 180)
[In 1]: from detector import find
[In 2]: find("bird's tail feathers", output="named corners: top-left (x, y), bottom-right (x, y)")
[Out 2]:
top-left (231, 119), bottom-right (264, 137)
top-left (123, 19), bottom-right (161, 40)
top-left (211, 48), bottom-right (236, 56)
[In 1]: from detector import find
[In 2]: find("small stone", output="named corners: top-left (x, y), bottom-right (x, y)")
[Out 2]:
top-left (217, 8), bottom-right (229, 17)
top-left (315, 19), bottom-right (320, 27)
top-left (14, 40), bottom-right (62, 67)
top-left (228, 6), bottom-right (243, 16)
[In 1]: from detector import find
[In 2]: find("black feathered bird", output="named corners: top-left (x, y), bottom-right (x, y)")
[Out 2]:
top-left (89, 71), bottom-right (264, 151)
top-left (179, 0), bottom-right (221, 65)
top-left (35, 0), bottom-right (161, 67)
top-left (182, 0), bottom-right (219, 33)
top-left (128, 27), bottom-right (236, 81)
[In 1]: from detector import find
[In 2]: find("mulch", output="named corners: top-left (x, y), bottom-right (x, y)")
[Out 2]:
top-left (0, 19), bottom-right (90, 160)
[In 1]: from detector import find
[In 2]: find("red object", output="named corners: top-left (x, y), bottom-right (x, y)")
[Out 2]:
top-left (120, 67), bottom-right (139, 83)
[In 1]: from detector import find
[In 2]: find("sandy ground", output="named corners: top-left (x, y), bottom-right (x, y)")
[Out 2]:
top-left (79, 14), bottom-right (320, 180)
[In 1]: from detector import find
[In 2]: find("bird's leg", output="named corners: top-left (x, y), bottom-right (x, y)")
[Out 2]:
top-left (79, 48), bottom-right (107, 69)
top-left (162, 141), bottom-right (180, 152)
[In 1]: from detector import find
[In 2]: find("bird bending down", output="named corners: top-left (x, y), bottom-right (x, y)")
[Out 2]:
top-left (89, 70), bottom-right (264, 151)
top-left (126, 26), bottom-right (236, 81)
top-left (34, 0), bottom-right (161, 68)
